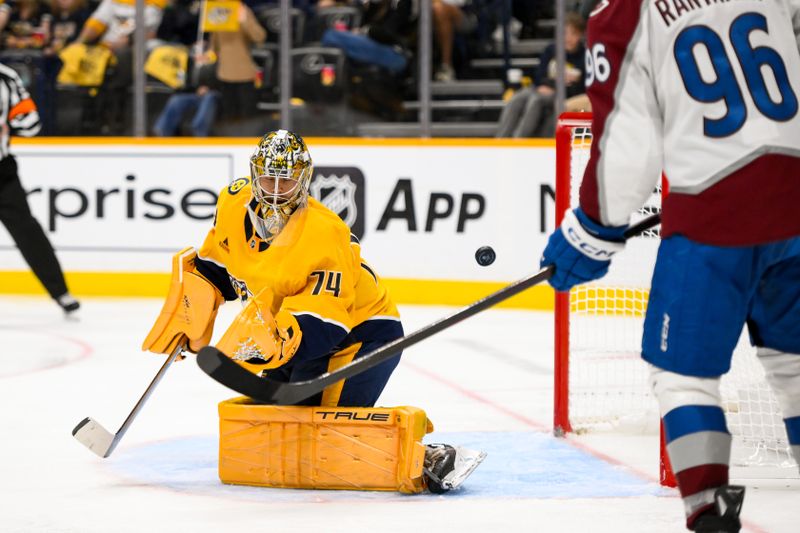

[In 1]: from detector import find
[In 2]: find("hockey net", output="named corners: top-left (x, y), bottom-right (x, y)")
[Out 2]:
top-left (553, 113), bottom-right (797, 485)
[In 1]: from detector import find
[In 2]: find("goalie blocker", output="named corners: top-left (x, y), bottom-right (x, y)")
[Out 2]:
top-left (142, 247), bottom-right (223, 355)
top-left (218, 399), bottom-right (485, 493)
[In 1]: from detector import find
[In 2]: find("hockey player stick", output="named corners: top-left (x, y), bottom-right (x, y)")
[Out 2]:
top-left (72, 344), bottom-right (185, 458)
top-left (197, 214), bottom-right (662, 405)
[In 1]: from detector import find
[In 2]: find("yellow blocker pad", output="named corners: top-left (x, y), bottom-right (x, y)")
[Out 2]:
top-left (218, 398), bottom-right (433, 493)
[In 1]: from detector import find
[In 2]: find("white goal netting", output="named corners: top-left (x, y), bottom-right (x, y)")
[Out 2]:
top-left (559, 118), bottom-right (796, 471)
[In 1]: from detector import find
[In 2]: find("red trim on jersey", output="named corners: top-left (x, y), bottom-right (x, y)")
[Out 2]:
top-left (579, 0), bottom-right (644, 223)
top-left (675, 463), bottom-right (729, 499)
top-left (662, 154), bottom-right (800, 245)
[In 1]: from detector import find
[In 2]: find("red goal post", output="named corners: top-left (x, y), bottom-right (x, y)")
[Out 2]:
top-left (552, 112), bottom-right (676, 486)
top-left (553, 112), bottom-right (591, 437)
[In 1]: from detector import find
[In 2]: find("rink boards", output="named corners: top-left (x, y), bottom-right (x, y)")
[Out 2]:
top-left (0, 137), bottom-right (558, 309)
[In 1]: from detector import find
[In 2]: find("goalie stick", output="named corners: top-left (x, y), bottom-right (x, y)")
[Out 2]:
top-left (197, 214), bottom-right (662, 405)
top-left (72, 344), bottom-right (185, 458)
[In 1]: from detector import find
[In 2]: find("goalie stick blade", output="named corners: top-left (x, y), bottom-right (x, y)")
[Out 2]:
top-left (196, 347), bottom-right (297, 404)
top-left (72, 417), bottom-right (115, 458)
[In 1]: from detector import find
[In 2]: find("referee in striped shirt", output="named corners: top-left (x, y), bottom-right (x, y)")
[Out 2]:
top-left (0, 63), bottom-right (79, 314)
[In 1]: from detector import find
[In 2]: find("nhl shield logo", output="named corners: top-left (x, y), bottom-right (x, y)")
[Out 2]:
top-left (311, 167), bottom-right (365, 240)
top-left (311, 174), bottom-right (356, 226)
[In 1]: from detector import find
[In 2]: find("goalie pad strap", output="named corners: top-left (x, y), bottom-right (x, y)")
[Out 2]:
top-left (218, 400), bottom-right (433, 493)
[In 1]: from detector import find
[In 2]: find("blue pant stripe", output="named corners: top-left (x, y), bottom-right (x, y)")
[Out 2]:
top-left (786, 416), bottom-right (800, 445)
top-left (663, 405), bottom-right (729, 444)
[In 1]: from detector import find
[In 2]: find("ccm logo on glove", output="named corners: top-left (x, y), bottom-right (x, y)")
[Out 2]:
top-left (565, 225), bottom-right (620, 260)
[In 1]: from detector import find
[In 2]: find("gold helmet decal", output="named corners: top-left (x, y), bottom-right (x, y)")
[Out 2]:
top-left (248, 130), bottom-right (313, 242)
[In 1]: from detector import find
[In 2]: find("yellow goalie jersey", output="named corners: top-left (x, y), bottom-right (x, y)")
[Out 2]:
top-left (196, 177), bottom-right (400, 376)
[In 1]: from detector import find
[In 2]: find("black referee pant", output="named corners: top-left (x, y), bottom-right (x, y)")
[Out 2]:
top-left (0, 155), bottom-right (68, 299)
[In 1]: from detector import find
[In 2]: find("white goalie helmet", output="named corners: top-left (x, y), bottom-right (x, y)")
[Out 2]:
top-left (247, 129), bottom-right (313, 242)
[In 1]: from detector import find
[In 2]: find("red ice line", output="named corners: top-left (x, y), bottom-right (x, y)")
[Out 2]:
top-left (402, 359), bottom-right (768, 533)
top-left (0, 330), bottom-right (93, 378)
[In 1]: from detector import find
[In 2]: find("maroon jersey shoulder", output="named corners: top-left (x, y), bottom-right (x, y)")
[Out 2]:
top-left (580, 0), bottom-right (646, 223)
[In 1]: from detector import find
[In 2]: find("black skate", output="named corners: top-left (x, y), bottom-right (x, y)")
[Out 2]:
top-left (423, 443), bottom-right (486, 494)
top-left (57, 293), bottom-right (80, 315)
top-left (692, 485), bottom-right (745, 533)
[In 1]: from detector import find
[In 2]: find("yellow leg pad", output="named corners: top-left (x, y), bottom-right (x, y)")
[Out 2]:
top-left (218, 398), bottom-right (434, 493)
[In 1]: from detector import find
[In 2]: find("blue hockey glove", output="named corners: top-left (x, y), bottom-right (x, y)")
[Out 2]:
top-left (540, 208), bottom-right (627, 292)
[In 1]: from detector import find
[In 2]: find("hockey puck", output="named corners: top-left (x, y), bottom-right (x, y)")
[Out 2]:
top-left (475, 246), bottom-right (496, 266)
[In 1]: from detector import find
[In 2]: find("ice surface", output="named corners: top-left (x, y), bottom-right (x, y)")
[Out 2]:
top-left (0, 296), bottom-right (796, 532)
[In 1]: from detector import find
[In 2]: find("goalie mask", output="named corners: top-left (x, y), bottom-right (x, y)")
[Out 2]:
top-left (248, 130), bottom-right (313, 242)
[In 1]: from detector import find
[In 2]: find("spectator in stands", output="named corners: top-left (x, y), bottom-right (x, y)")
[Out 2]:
top-left (73, 0), bottom-right (165, 133)
top-left (2, 0), bottom-right (52, 50)
top-left (304, 0), bottom-right (360, 42)
top-left (495, 11), bottom-right (586, 138)
top-left (46, 0), bottom-right (89, 54)
top-left (75, 0), bottom-right (164, 51)
top-left (0, 2), bottom-right (9, 34)
top-left (208, 1), bottom-right (265, 121)
top-left (512, 0), bottom-right (548, 39)
top-left (320, 0), bottom-right (416, 76)
top-left (431, 0), bottom-right (474, 82)
top-left (156, 0), bottom-right (200, 47)
top-left (40, 0), bottom-right (88, 135)
top-left (245, 0), bottom-right (316, 46)
top-left (153, 61), bottom-right (218, 136)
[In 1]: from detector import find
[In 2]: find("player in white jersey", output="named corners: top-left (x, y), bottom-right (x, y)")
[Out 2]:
top-left (541, 2), bottom-right (800, 531)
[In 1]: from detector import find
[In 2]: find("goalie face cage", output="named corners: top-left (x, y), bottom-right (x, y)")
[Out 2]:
top-left (553, 112), bottom-right (797, 486)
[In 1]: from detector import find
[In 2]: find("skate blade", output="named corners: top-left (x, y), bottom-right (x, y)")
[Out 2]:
top-left (442, 448), bottom-right (487, 490)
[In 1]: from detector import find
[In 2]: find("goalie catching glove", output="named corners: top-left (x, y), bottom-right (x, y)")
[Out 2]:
top-left (540, 208), bottom-right (627, 292)
top-left (142, 247), bottom-right (224, 356)
top-left (216, 288), bottom-right (302, 369)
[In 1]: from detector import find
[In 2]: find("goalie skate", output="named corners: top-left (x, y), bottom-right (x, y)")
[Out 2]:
top-left (423, 443), bottom-right (487, 494)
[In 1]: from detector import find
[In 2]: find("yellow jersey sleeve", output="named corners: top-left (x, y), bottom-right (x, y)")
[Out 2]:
top-left (196, 178), bottom-right (252, 301)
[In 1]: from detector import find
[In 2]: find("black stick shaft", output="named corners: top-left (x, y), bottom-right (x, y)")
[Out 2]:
top-left (625, 213), bottom-right (661, 238)
top-left (284, 267), bottom-right (555, 396)
top-left (274, 213), bottom-right (662, 403)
